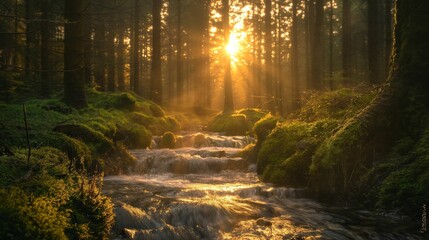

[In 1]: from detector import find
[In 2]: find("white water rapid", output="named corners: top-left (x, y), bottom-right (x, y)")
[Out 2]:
top-left (103, 132), bottom-right (420, 240)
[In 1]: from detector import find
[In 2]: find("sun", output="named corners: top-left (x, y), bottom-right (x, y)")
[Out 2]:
top-left (226, 34), bottom-right (240, 59)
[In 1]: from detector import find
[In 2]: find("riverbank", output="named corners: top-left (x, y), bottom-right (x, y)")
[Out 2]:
top-left (220, 86), bottom-right (427, 223)
top-left (0, 90), bottom-right (183, 239)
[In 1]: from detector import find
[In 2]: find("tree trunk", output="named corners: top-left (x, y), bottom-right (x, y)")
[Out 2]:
top-left (94, 18), bottom-right (106, 91)
top-left (342, 0), bottom-right (351, 82)
top-left (384, 0), bottom-right (393, 79)
top-left (291, 0), bottom-right (300, 110)
top-left (310, 0), bottom-right (429, 198)
top-left (106, 18), bottom-right (116, 92)
top-left (368, 0), bottom-right (382, 84)
top-left (264, 0), bottom-right (273, 111)
top-left (83, 1), bottom-right (92, 85)
top-left (222, 0), bottom-right (234, 114)
top-left (25, 0), bottom-right (38, 82)
top-left (63, 0), bottom-right (87, 108)
top-left (150, 0), bottom-right (163, 105)
top-left (176, 0), bottom-right (183, 105)
top-left (132, 0), bottom-right (141, 95)
top-left (310, 0), bottom-right (323, 90)
top-left (40, 0), bottom-right (51, 97)
top-left (328, 0), bottom-right (334, 89)
top-left (117, 20), bottom-right (126, 91)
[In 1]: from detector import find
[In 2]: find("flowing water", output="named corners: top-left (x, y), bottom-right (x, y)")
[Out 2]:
top-left (103, 132), bottom-right (421, 240)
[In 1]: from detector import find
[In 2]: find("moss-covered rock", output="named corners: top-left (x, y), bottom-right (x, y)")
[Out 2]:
top-left (161, 132), bottom-right (176, 149)
top-left (258, 120), bottom-right (338, 186)
top-left (121, 125), bottom-right (152, 149)
top-left (253, 114), bottom-right (281, 143)
top-left (129, 112), bottom-right (156, 127)
top-left (53, 124), bottom-right (114, 154)
top-left (207, 113), bottom-right (249, 135)
top-left (207, 109), bottom-right (267, 136)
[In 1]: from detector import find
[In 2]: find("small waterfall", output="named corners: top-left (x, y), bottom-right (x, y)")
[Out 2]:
top-left (104, 132), bottom-right (421, 240)
top-left (131, 148), bottom-right (247, 175)
top-left (152, 132), bottom-right (254, 149)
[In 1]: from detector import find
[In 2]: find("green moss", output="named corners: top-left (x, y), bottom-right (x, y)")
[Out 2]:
top-left (161, 132), bottom-right (176, 149)
top-left (258, 120), bottom-right (338, 186)
top-left (0, 187), bottom-right (69, 240)
top-left (122, 125), bottom-right (152, 149)
top-left (294, 86), bottom-right (376, 122)
top-left (0, 148), bottom-right (115, 240)
top-left (129, 112), bottom-right (156, 127)
top-left (236, 108), bottom-right (268, 124)
top-left (374, 122), bottom-right (429, 214)
top-left (53, 124), bottom-right (114, 154)
top-left (207, 113), bottom-right (249, 135)
top-left (207, 109), bottom-right (267, 136)
top-left (253, 114), bottom-right (282, 142)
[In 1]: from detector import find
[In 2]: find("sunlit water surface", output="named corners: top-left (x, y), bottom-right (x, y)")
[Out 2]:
top-left (103, 133), bottom-right (421, 240)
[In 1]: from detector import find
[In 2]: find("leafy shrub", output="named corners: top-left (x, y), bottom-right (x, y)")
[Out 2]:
top-left (67, 177), bottom-right (115, 240)
top-left (0, 188), bottom-right (69, 240)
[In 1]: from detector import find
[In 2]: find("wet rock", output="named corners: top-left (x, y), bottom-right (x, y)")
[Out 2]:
top-left (256, 218), bottom-right (273, 227)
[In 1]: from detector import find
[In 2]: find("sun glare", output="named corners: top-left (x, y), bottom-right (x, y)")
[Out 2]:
top-left (226, 35), bottom-right (240, 58)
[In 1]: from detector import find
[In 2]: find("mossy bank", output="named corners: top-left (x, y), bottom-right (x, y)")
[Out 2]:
top-left (0, 90), bottom-right (181, 239)
top-left (242, 86), bottom-right (428, 217)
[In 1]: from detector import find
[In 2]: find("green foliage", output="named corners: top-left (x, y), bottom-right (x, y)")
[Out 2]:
top-left (373, 122), bottom-right (429, 214)
top-left (67, 177), bottom-right (115, 240)
top-left (0, 187), bottom-right (69, 240)
top-left (0, 148), bottom-right (115, 240)
top-left (161, 132), bottom-right (176, 149)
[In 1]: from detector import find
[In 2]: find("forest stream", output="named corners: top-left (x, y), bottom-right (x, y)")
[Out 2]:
top-left (103, 132), bottom-right (420, 240)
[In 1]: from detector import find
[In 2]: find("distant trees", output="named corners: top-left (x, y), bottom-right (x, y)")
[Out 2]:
top-left (0, 0), bottom-right (394, 112)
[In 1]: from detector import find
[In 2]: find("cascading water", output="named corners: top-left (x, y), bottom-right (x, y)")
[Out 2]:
top-left (103, 132), bottom-right (420, 240)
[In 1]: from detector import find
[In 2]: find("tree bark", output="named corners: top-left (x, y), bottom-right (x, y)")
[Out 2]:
top-left (222, 0), bottom-right (234, 114)
top-left (384, 0), bottom-right (393, 79)
top-left (63, 0), bottom-right (87, 108)
top-left (40, 0), bottom-right (51, 97)
top-left (150, 0), bottom-right (163, 105)
top-left (131, 0), bottom-right (141, 95)
top-left (291, 0), bottom-right (300, 110)
top-left (368, 0), bottom-right (382, 84)
top-left (264, 0), bottom-right (273, 111)
top-left (176, 0), bottom-right (183, 105)
top-left (310, 0), bottom-right (323, 90)
top-left (106, 17), bottom-right (116, 92)
top-left (310, 0), bottom-right (429, 196)
top-left (342, 0), bottom-right (351, 82)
